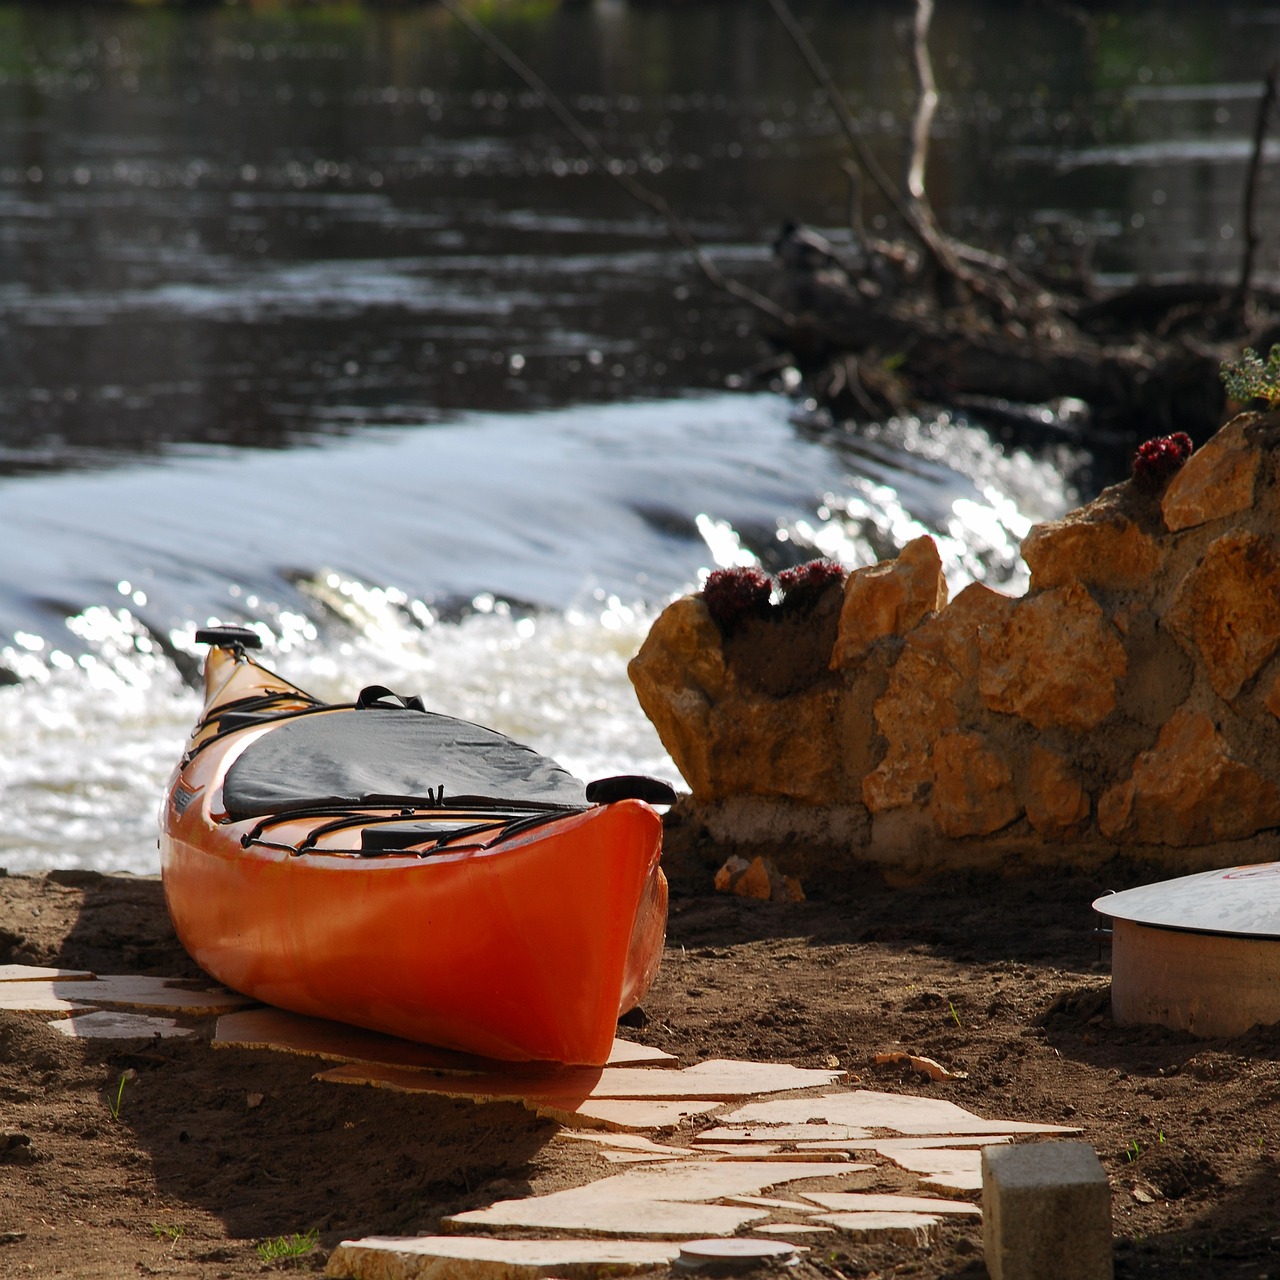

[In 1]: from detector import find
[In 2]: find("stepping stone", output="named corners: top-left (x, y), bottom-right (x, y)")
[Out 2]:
top-left (607, 1039), bottom-right (679, 1068)
top-left (0, 976), bottom-right (253, 1016)
top-left (555, 1131), bottom-right (697, 1157)
top-left (599, 1150), bottom-right (689, 1164)
top-left (754, 1223), bottom-right (836, 1238)
top-left (873, 1146), bottom-right (985, 1193)
top-left (316, 1059), bottom-right (839, 1104)
top-left (695, 1124), bottom-right (871, 1144)
top-left (695, 1146), bottom-right (862, 1164)
top-left (0, 989), bottom-right (92, 1014)
top-left (443, 1160), bottom-right (870, 1238)
top-left (812, 1212), bottom-right (944, 1245)
top-left (537, 1099), bottom-right (725, 1132)
top-left (0, 965), bottom-right (93, 983)
top-left (327, 1234), bottom-right (682, 1279)
top-left (215, 1007), bottom-right (676, 1071)
top-left (720, 1195), bottom-right (823, 1213)
top-left (720, 1091), bottom-right (1078, 1137)
top-left (853, 1135), bottom-right (1018, 1151)
top-left (801, 1193), bottom-right (980, 1217)
top-left (47, 1010), bottom-right (195, 1040)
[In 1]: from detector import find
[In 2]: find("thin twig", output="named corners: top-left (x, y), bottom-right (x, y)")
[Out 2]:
top-left (765, 0), bottom-right (970, 294)
top-left (1236, 62), bottom-right (1278, 314)
top-left (435, 0), bottom-right (793, 327)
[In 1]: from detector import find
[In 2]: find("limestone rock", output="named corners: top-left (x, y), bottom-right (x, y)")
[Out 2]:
top-left (1165, 532), bottom-right (1280, 701)
top-left (1024, 745), bottom-right (1090, 839)
top-left (1162, 417), bottom-right (1259, 532)
top-left (705, 686), bottom-right (843, 805)
top-left (862, 646), bottom-right (960, 813)
top-left (715, 855), bottom-right (804, 901)
top-left (978, 583), bottom-right (1127, 731)
top-left (1021, 494), bottom-right (1162, 593)
top-left (930, 731), bottom-right (1021, 838)
top-left (628, 596), bottom-right (727, 798)
top-left (909, 581), bottom-right (1016, 680)
top-left (1097, 707), bottom-right (1280, 845)
top-left (831, 536), bottom-right (948, 670)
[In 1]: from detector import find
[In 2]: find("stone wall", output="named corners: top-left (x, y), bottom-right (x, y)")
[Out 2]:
top-left (629, 411), bottom-right (1280, 881)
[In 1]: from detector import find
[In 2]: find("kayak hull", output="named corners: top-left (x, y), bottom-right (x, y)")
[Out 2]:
top-left (160, 648), bottom-right (667, 1065)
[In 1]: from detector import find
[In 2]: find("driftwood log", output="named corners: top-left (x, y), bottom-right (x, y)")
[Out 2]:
top-left (756, 4), bottom-right (1280, 448)
top-left (760, 245), bottom-right (1261, 443)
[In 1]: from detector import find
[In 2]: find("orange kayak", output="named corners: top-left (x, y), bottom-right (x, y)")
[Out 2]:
top-left (159, 626), bottom-right (669, 1066)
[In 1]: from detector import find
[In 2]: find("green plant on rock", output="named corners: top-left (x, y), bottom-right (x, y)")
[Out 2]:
top-left (1220, 345), bottom-right (1280, 407)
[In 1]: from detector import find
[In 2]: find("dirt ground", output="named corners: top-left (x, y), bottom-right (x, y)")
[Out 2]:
top-left (1, 853), bottom-right (1279, 1280)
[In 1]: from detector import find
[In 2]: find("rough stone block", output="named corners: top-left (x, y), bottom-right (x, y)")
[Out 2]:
top-left (982, 1141), bottom-right (1112, 1280)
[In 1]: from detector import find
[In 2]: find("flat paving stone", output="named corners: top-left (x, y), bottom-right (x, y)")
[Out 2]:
top-left (812, 1212), bottom-right (944, 1245)
top-left (316, 1059), bottom-right (839, 1104)
top-left (47, 1010), bottom-right (196, 1040)
top-left (695, 1146), bottom-right (863, 1164)
top-left (874, 1147), bottom-right (985, 1193)
top-left (444, 1160), bottom-right (871, 1238)
top-left (555, 1131), bottom-right (697, 1157)
top-left (0, 964), bottom-right (94, 982)
top-left (215, 1007), bottom-right (675, 1072)
top-left (0, 976), bottom-right (253, 1015)
top-left (720, 1091), bottom-right (1078, 1137)
top-left (754, 1223), bottom-right (836, 1238)
top-left (801, 1193), bottom-right (980, 1217)
top-left (537, 1099), bottom-right (726, 1131)
top-left (720, 1195), bottom-right (824, 1213)
top-left (695, 1124), bottom-right (872, 1144)
top-left (325, 1234), bottom-right (682, 1279)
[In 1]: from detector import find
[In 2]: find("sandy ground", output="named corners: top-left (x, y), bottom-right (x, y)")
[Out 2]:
top-left (1, 856), bottom-right (1279, 1279)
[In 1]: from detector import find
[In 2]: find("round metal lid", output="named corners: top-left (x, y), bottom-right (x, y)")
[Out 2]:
top-left (1093, 862), bottom-right (1280, 939)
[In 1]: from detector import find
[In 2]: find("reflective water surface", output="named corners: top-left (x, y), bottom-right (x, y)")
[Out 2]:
top-left (1, 1), bottom-right (1277, 871)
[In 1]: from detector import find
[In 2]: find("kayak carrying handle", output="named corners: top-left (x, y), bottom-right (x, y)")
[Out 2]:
top-left (195, 625), bottom-right (263, 652)
top-left (355, 685), bottom-right (426, 712)
top-left (585, 776), bottom-right (677, 806)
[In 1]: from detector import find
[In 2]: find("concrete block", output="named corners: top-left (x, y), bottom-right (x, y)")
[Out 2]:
top-left (982, 1141), bottom-right (1112, 1280)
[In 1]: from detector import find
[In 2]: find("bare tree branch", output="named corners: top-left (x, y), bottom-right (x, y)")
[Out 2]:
top-left (907, 0), bottom-right (938, 207)
top-left (1236, 62), bottom-right (1278, 314)
top-left (435, 0), bottom-right (794, 327)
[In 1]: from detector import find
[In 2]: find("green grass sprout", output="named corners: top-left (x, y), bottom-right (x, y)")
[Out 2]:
top-left (257, 1229), bottom-right (319, 1267)
top-left (107, 1072), bottom-right (128, 1122)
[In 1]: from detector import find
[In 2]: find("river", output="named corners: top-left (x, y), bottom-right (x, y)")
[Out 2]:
top-left (1, 0), bottom-right (1276, 872)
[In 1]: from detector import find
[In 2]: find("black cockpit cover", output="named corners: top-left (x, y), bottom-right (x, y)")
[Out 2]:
top-left (221, 707), bottom-right (587, 820)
